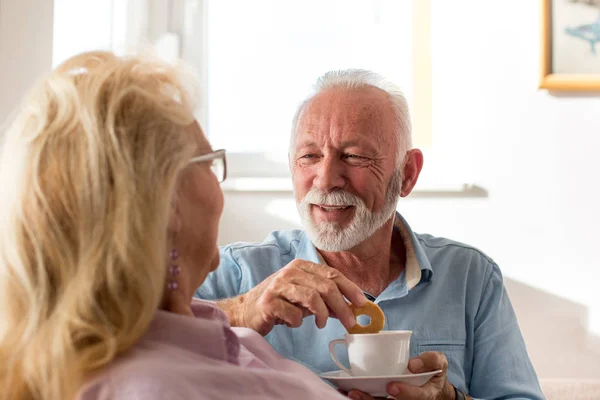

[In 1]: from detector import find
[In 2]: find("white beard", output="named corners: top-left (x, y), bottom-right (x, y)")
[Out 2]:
top-left (296, 170), bottom-right (402, 252)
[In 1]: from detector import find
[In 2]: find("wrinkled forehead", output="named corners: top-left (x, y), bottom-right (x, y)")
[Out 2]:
top-left (296, 87), bottom-right (397, 145)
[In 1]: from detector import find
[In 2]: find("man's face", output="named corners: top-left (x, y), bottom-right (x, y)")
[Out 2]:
top-left (291, 87), bottom-right (402, 251)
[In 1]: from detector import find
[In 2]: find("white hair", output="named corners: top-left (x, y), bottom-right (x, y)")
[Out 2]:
top-left (297, 168), bottom-right (402, 252)
top-left (289, 69), bottom-right (412, 167)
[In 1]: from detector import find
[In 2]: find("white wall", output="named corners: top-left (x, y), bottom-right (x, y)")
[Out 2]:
top-left (218, 0), bottom-right (600, 379)
top-left (52, 0), bottom-right (114, 67)
top-left (0, 0), bottom-right (54, 127)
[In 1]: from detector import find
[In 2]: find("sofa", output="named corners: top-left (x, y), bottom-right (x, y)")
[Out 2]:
top-left (540, 379), bottom-right (600, 400)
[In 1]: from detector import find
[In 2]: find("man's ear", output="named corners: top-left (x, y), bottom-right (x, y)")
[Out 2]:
top-left (168, 195), bottom-right (182, 234)
top-left (400, 149), bottom-right (424, 197)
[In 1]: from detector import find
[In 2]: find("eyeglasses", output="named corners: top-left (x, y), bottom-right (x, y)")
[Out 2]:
top-left (189, 149), bottom-right (227, 183)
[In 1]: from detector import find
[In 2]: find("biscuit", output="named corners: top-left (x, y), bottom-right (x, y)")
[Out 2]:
top-left (347, 300), bottom-right (385, 334)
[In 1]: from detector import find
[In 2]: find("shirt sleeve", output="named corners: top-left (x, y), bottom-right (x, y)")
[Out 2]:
top-left (194, 245), bottom-right (243, 300)
top-left (469, 263), bottom-right (545, 400)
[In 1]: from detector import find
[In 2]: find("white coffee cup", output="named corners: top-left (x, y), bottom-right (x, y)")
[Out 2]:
top-left (328, 330), bottom-right (412, 377)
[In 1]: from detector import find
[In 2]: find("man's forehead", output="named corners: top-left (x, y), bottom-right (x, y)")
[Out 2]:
top-left (297, 87), bottom-right (395, 142)
top-left (301, 87), bottom-right (391, 122)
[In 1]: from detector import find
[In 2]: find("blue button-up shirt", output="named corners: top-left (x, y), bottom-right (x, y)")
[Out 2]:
top-left (196, 213), bottom-right (544, 399)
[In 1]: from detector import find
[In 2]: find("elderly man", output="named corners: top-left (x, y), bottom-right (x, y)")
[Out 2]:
top-left (196, 70), bottom-right (544, 400)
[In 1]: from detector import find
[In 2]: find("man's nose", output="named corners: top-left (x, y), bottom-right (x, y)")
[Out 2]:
top-left (313, 157), bottom-right (346, 192)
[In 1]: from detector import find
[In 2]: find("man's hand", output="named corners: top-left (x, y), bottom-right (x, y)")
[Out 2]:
top-left (219, 259), bottom-right (367, 336)
top-left (345, 352), bottom-right (456, 400)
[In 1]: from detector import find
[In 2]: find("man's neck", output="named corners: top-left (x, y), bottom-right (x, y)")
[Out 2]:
top-left (318, 217), bottom-right (407, 297)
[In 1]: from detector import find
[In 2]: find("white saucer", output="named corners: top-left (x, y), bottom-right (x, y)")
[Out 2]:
top-left (319, 369), bottom-right (442, 397)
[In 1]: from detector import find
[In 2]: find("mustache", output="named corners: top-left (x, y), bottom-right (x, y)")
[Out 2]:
top-left (301, 188), bottom-right (362, 207)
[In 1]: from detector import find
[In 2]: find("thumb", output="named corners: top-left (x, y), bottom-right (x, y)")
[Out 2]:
top-left (409, 351), bottom-right (448, 375)
top-left (408, 356), bottom-right (425, 373)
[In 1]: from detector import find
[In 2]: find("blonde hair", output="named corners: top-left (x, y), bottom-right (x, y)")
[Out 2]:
top-left (0, 51), bottom-right (198, 399)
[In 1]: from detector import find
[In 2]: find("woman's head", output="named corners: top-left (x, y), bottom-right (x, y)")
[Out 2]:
top-left (170, 121), bottom-right (225, 293)
top-left (0, 51), bottom-right (223, 399)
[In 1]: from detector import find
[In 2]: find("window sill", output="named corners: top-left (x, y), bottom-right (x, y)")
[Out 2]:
top-left (221, 177), bottom-right (487, 198)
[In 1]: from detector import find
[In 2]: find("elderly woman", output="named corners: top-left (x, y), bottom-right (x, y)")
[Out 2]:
top-left (0, 52), bottom-right (348, 400)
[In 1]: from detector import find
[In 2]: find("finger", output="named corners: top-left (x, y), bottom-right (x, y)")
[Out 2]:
top-left (312, 264), bottom-right (367, 307)
top-left (261, 295), bottom-right (305, 328)
top-left (319, 281), bottom-right (357, 330)
top-left (269, 281), bottom-right (331, 328)
top-left (286, 284), bottom-right (331, 328)
top-left (407, 356), bottom-right (425, 373)
top-left (389, 353), bottom-right (448, 399)
top-left (299, 262), bottom-right (368, 308)
top-left (386, 381), bottom-right (426, 399)
top-left (284, 271), bottom-right (357, 329)
top-left (330, 273), bottom-right (367, 308)
top-left (275, 308), bottom-right (310, 327)
top-left (347, 389), bottom-right (377, 400)
top-left (408, 351), bottom-right (447, 374)
top-left (273, 308), bottom-right (311, 324)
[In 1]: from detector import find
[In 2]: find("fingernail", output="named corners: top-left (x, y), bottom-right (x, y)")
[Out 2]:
top-left (358, 294), bottom-right (368, 305)
top-left (409, 357), bottom-right (424, 371)
top-left (347, 315), bottom-right (356, 327)
top-left (388, 385), bottom-right (400, 396)
top-left (348, 392), bottom-right (361, 400)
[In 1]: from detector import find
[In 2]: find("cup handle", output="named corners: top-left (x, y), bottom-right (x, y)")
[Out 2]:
top-left (328, 339), bottom-right (352, 376)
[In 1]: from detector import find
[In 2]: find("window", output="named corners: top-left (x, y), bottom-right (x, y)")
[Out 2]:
top-left (183, 0), bottom-right (475, 193)
top-left (191, 0), bottom-right (435, 182)
top-left (51, 0), bottom-right (477, 193)
top-left (52, 0), bottom-right (147, 67)
top-left (53, 0), bottom-right (115, 67)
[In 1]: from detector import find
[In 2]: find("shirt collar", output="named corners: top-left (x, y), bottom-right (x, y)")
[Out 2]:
top-left (296, 212), bottom-right (433, 289)
top-left (393, 212), bottom-right (433, 288)
top-left (143, 299), bottom-right (240, 364)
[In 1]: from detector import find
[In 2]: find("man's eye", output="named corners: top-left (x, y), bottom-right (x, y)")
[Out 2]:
top-left (344, 154), bottom-right (371, 166)
top-left (344, 154), bottom-right (364, 159)
top-left (300, 154), bottom-right (317, 159)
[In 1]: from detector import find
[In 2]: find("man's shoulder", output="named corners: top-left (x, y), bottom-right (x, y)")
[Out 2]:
top-left (412, 232), bottom-right (505, 291)
top-left (221, 229), bottom-right (305, 259)
top-left (413, 232), bottom-right (497, 269)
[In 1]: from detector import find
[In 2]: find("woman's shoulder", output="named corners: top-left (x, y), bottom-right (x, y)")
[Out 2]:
top-left (77, 371), bottom-right (190, 400)
top-left (77, 336), bottom-right (346, 400)
top-left (76, 342), bottom-right (212, 400)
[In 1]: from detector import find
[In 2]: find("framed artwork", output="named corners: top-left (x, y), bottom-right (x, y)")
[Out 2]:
top-left (540, 0), bottom-right (600, 91)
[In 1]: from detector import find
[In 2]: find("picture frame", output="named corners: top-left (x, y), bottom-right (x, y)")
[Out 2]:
top-left (540, 0), bottom-right (600, 91)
